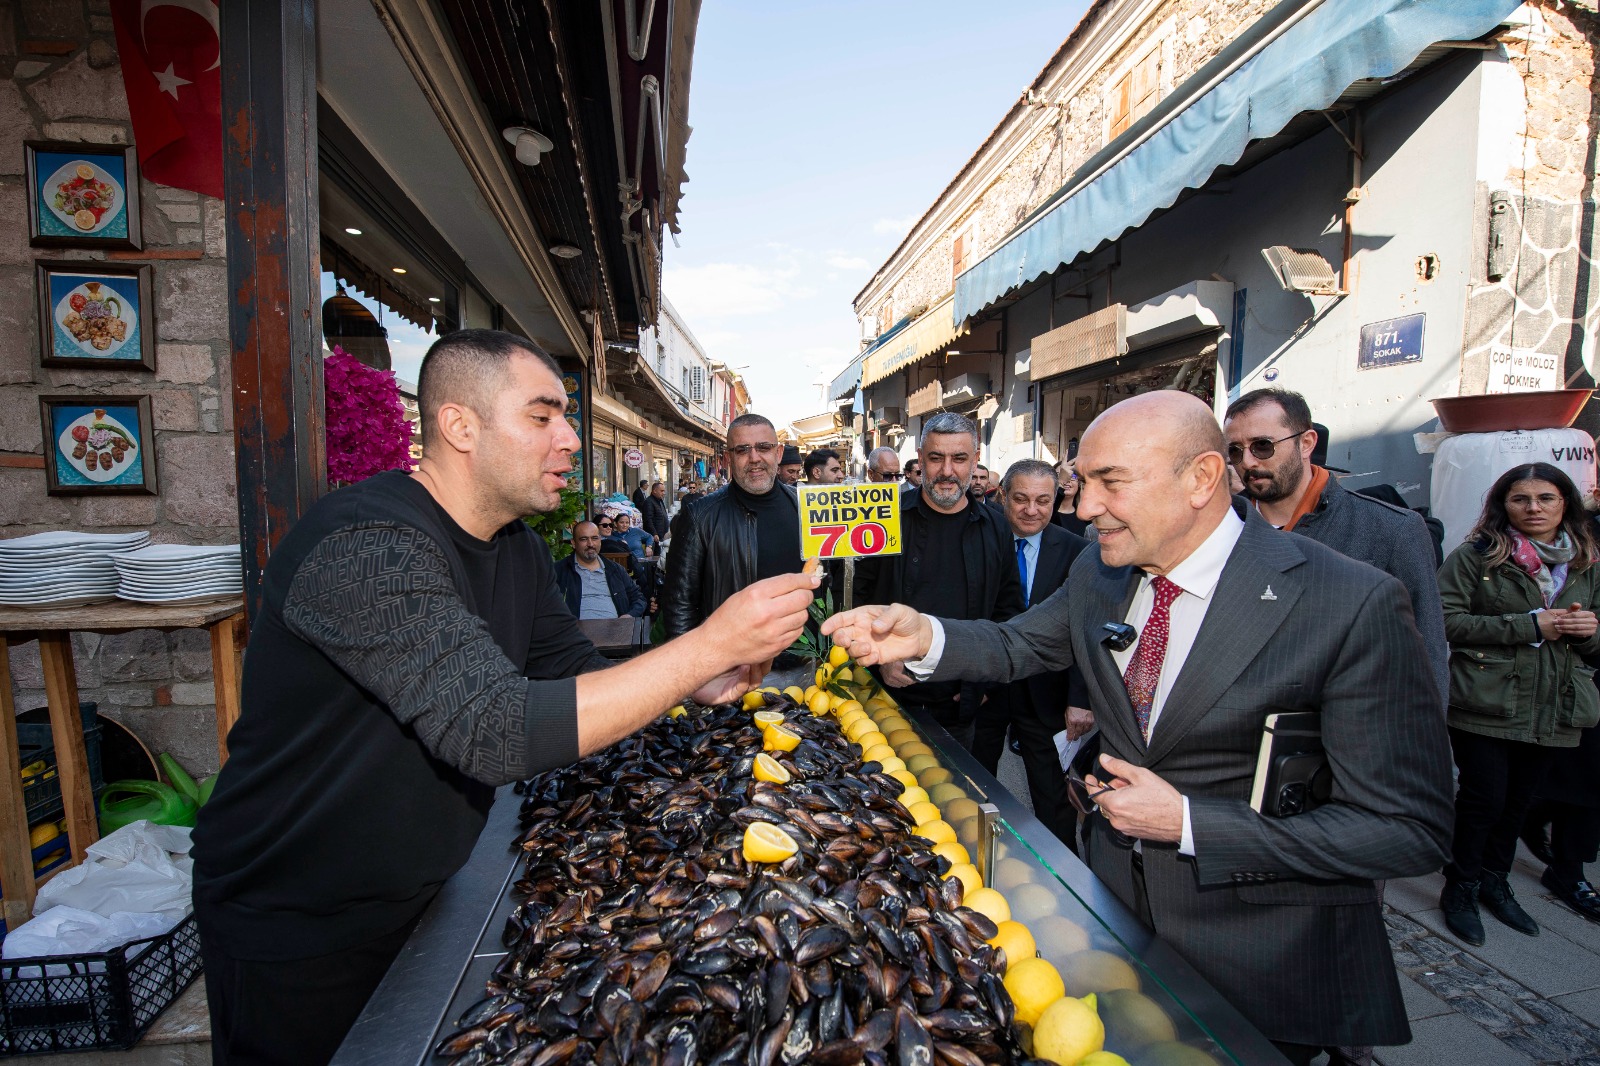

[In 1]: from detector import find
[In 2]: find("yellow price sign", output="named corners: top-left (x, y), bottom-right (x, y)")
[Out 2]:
top-left (798, 483), bottom-right (902, 559)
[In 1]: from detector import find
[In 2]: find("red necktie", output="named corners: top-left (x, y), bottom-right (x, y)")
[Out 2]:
top-left (1124, 575), bottom-right (1181, 741)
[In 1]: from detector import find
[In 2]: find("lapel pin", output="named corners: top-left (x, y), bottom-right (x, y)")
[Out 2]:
top-left (1260, 585), bottom-right (1277, 601)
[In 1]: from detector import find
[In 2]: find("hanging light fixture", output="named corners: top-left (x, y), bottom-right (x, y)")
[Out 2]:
top-left (502, 126), bottom-right (554, 166)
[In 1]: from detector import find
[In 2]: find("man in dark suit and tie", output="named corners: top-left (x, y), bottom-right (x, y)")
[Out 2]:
top-left (970, 459), bottom-right (1091, 848)
top-left (823, 391), bottom-right (1454, 1062)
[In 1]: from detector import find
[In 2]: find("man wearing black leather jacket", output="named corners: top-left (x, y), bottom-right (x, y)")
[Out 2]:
top-left (663, 414), bottom-right (803, 639)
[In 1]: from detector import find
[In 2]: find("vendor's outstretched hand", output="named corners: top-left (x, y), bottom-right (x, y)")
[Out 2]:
top-left (692, 662), bottom-right (770, 707)
top-left (821, 603), bottom-right (933, 667)
top-left (703, 572), bottom-right (821, 664)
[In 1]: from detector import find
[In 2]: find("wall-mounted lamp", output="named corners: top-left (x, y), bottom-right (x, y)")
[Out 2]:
top-left (502, 126), bottom-right (554, 166)
top-left (549, 244), bottom-right (582, 259)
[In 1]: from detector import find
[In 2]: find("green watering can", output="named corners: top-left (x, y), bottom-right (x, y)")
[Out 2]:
top-left (98, 779), bottom-right (197, 833)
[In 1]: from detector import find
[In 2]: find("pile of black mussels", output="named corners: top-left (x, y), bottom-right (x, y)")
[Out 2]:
top-left (436, 696), bottom-right (1036, 1066)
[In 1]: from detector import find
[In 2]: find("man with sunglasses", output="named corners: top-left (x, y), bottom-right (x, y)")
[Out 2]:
top-left (1223, 388), bottom-right (1447, 708)
top-left (662, 413), bottom-right (805, 639)
top-left (823, 390), bottom-right (1453, 1064)
top-left (866, 446), bottom-right (902, 483)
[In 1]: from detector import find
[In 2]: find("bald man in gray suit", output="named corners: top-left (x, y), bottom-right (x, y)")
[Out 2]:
top-left (824, 391), bottom-right (1453, 1063)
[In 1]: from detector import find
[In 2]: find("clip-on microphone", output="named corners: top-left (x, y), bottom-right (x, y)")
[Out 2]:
top-left (1100, 621), bottom-right (1137, 652)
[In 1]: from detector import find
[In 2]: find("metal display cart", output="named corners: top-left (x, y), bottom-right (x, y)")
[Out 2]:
top-left (332, 707), bottom-right (1287, 1065)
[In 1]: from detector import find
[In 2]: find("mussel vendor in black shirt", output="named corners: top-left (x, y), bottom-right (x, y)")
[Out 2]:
top-left (191, 330), bottom-right (819, 1066)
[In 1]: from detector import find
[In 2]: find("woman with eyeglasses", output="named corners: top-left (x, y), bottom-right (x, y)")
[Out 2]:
top-left (1050, 458), bottom-right (1091, 538)
top-left (1437, 462), bottom-right (1600, 945)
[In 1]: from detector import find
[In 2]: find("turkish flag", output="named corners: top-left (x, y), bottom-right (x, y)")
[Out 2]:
top-left (109, 0), bottom-right (222, 199)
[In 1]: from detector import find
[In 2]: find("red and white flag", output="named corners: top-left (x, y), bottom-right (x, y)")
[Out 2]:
top-left (109, 0), bottom-right (222, 199)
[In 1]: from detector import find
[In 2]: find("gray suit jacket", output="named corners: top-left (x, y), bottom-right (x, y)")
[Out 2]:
top-left (932, 507), bottom-right (1453, 1047)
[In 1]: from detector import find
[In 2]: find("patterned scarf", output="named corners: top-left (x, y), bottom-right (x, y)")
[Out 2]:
top-left (1509, 529), bottom-right (1576, 607)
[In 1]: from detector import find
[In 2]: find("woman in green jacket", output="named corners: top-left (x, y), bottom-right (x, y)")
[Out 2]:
top-left (1438, 462), bottom-right (1600, 946)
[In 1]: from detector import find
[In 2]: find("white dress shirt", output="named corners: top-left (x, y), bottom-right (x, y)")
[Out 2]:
top-left (909, 508), bottom-right (1245, 856)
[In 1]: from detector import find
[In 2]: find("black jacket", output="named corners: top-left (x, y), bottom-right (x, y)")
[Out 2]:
top-left (853, 488), bottom-right (1025, 707)
top-left (555, 555), bottom-right (646, 618)
top-left (662, 482), bottom-right (800, 638)
top-left (998, 523), bottom-right (1091, 715)
top-left (640, 493), bottom-right (670, 540)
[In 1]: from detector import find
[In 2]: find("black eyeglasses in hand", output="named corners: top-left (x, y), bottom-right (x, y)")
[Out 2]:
top-left (1065, 766), bottom-right (1134, 847)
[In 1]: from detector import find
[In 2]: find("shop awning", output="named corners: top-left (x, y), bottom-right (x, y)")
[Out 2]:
top-left (954, 0), bottom-right (1521, 323)
top-left (827, 353), bottom-right (865, 403)
top-left (861, 296), bottom-right (967, 388)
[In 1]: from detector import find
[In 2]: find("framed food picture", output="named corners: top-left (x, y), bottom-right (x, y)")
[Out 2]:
top-left (38, 395), bottom-right (159, 496)
top-left (36, 261), bottom-right (155, 370)
top-left (24, 142), bottom-right (142, 250)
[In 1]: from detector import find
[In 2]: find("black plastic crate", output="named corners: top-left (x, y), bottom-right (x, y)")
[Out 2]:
top-left (0, 913), bottom-right (202, 1055)
top-left (16, 702), bottom-right (103, 827)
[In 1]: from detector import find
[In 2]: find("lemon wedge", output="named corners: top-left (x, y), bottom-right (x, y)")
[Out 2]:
top-left (763, 724), bottom-right (801, 753)
top-left (753, 753), bottom-right (792, 784)
top-left (753, 710), bottom-right (786, 729)
top-left (743, 821), bottom-right (799, 863)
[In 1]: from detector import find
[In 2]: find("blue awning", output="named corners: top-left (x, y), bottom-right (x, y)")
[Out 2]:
top-left (827, 313), bottom-right (917, 401)
top-left (954, 0), bottom-right (1521, 323)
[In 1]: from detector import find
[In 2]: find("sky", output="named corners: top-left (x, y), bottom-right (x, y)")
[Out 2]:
top-left (664, 0), bottom-right (1091, 428)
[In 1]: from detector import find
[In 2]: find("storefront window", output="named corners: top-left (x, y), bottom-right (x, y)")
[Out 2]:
top-left (592, 446), bottom-right (614, 498)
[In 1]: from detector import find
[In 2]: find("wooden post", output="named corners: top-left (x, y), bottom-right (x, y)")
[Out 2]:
top-left (37, 635), bottom-right (98, 864)
top-left (0, 640), bottom-right (35, 927)
top-left (222, 0), bottom-right (325, 622)
top-left (210, 612), bottom-right (246, 763)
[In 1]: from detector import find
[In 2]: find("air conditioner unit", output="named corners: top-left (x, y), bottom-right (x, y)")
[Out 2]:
top-left (871, 406), bottom-right (904, 427)
top-left (942, 373), bottom-right (991, 405)
top-left (689, 366), bottom-right (707, 403)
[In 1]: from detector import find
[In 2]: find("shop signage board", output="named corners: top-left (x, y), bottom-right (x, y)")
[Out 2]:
top-left (1357, 313), bottom-right (1425, 370)
top-left (561, 372), bottom-right (584, 487)
top-left (623, 447), bottom-right (645, 469)
top-left (798, 483), bottom-right (902, 559)
top-left (1485, 344), bottom-right (1560, 394)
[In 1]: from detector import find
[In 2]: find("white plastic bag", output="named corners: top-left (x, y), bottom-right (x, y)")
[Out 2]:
top-left (2, 906), bottom-right (176, 965)
top-left (31, 820), bottom-right (194, 922)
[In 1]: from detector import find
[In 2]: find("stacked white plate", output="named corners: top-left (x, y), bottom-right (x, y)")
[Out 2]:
top-left (112, 544), bottom-right (243, 604)
top-left (0, 530), bottom-right (151, 608)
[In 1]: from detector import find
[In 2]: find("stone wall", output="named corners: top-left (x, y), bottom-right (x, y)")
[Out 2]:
top-left (1, 1), bottom-right (235, 775)
top-left (1459, 2), bottom-right (1600, 437)
top-left (860, 0), bottom-right (1276, 333)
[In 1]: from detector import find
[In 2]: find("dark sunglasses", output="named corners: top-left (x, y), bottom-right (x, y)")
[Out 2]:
top-left (597, 521), bottom-right (613, 528)
top-left (875, 471), bottom-right (903, 480)
top-left (1226, 432), bottom-right (1303, 465)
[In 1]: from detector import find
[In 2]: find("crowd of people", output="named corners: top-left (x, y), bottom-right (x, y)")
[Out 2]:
top-left (190, 329), bottom-right (1600, 1066)
top-left (574, 382), bottom-right (1600, 1066)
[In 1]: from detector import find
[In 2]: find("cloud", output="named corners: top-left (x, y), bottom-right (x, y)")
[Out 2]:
top-left (663, 261), bottom-right (806, 319)
top-left (872, 215), bottom-right (917, 236)
top-left (826, 254), bottom-right (870, 271)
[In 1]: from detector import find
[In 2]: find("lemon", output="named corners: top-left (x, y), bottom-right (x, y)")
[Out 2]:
top-left (905, 753), bottom-right (940, 775)
top-left (1033, 915), bottom-right (1091, 959)
top-left (1004, 957), bottom-right (1068, 1027)
top-left (815, 666), bottom-right (831, 688)
top-left (861, 744), bottom-right (897, 765)
top-left (898, 742), bottom-right (934, 760)
top-left (828, 692), bottom-right (848, 711)
top-left (1031, 992), bottom-right (1104, 1064)
top-left (835, 667), bottom-right (854, 683)
top-left (783, 685), bottom-right (806, 703)
top-left (942, 798), bottom-right (982, 827)
top-left (753, 710), bottom-right (787, 729)
top-left (836, 699), bottom-right (864, 718)
top-left (666, 704), bottom-right (687, 719)
top-left (917, 766), bottom-right (954, 788)
top-left (838, 708), bottom-right (868, 728)
top-left (876, 756), bottom-right (907, 775)
top-left (885, 728), bottom-right (920, 748)
top-left (856, 731), bottom-right (889, 751)
top-left (753, 753), bottom-right (792, 784)
top-left (987, 919), bottom-right (1038, 969)
top-left (928, 782), bottom-right (968, 806)
top-left (763, 724), bottom-right (801, 753)
top-left (914, 819), bottom-right (956, 845)
top-left (29, 822), bottom-right (60, 848)
top-left (742, 822), bottom-right (799, 863)
top-left (964, 886), bottom-right (1012, 924)
top-left (1059, 950), bottom-right (1140, 997)
top-left (1011, 882), bottom-right (1059, 923)
top-left (760, 685), bottom-right (780, 694)
top-left (888, 769), bottom-right (921, 791)
top-left (741, 691), bottom-right (766, 710)
top-left (933, 841), bottom-right (971, 867)
top-left (1076, 1053), bottom-right (1131, 1066)
top-left (945, 862), bottom-right (982, 898)
top-left (804, 684), bottom-right (820, 702)
top-left (907, 800), bottom-right (943, 826)
top-left (843, 719), bottom-right (875, 743)
top-left (828, 645), bottom-right (850, 668)
top-left (1097, 989), bottom-right (1177, 1057)
top-left (807, 691), bottom-right (832, 716)
top-left (896, 785), bottom-right (930, 808)
top-left (994, 856), bottom-right (1035, 890)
